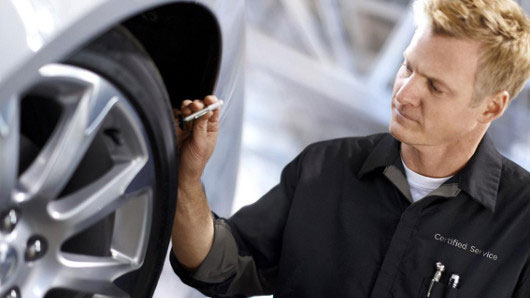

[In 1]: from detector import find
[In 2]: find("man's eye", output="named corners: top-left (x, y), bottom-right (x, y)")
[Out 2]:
top-left (429, 81), bottom-right (442, 94)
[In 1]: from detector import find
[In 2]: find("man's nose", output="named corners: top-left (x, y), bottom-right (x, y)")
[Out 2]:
top-left (395, 76), bottom-right (421, 107)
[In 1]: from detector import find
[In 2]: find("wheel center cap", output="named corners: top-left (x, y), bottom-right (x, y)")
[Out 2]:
top-left (0, 242), bottom-right (17, 286)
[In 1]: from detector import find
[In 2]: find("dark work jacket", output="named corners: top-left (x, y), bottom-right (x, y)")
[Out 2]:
top-left (170, 133), bottom-right (530, 298)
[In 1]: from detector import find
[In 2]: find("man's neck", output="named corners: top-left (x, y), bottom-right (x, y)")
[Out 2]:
top-left (400, 130), bottom-right (486, 178)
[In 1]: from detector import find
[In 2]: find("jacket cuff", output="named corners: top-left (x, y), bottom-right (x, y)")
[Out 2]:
top-left (170, 218), bottom-right (239, 283)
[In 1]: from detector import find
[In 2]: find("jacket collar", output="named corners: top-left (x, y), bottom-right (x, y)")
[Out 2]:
top-left (357, 133), bottom-right (502, 212)
top-left (357, 134), bottom-right (400, 178)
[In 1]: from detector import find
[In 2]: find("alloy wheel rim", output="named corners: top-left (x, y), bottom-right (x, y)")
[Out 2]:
top-left (0, 63), bottom-right (155, 298)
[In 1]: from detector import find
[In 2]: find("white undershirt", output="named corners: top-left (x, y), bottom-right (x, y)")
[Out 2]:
top-left (401, 159), bottom-right (453, 202)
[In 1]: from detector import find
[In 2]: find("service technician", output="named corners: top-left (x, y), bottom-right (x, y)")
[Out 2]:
top-left (170, 0), bottom-right (530, 297)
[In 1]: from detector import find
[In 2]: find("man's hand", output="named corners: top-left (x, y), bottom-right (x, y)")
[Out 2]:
top-left (174, 95), bottom-right (221, 184)
top-left (171, 95), bottom-right (219, 269)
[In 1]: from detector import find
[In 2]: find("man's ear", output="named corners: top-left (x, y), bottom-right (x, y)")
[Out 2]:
top-left (477, 90), bottom-right (510, 123)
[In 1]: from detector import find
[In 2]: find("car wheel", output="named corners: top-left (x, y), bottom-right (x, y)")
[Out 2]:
top-left (0, 27), bottom-right (177, 298)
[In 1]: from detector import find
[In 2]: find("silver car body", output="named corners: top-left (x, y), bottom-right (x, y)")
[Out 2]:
top-left (1, 0), bottom-right (244, 215)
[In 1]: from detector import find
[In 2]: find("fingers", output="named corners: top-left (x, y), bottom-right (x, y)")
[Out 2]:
top-left (192, 103), bottom-right (213, 136)
top-left (178, 96), bottom-right (221, 131)
top-left (179, 99), bottom-right (193, 132)
top-left (181, 99), bottom-right (192, 109)
top-left (180, 96), bottom-right (220, 114)
top-left (180, 99), bottom-right (193, 117)
top-left (189, 100), bottom-right (206, 112)
top-left (203, 95), bottom-right (218, 105)
top-left (204, 95), bottom-right (221, 123)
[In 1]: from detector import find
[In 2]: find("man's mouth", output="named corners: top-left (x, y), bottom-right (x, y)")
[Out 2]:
top-left (393, 106), bottom-right (417, 123)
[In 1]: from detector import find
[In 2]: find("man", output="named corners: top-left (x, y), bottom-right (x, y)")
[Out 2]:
top-left (171, 0), bottom-right (530, 297)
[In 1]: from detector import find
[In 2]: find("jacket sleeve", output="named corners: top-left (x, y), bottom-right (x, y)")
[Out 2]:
top-left (512, 258), bottom-right (530, 297)
top-left (170, 147), bottom-right (307, 297)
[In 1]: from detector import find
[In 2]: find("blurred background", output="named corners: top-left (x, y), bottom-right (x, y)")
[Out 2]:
top-left (155, 0), bottom-right (530, 297)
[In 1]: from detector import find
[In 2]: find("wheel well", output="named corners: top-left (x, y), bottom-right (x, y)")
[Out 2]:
top-left (122, 2), bottom-right (222, 108)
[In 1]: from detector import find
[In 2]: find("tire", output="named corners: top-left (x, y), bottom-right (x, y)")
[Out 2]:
top-left (62, 27), bottom-right (178, 297)
top-left (3, 26), bottom-right (177, 297)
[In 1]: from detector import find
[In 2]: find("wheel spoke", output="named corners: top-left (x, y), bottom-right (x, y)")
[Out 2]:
top-left (110, 186), bottom-right (153, 266)
top-left (19, 64), bottom-right (122, 201)
top-left (20, 287), bottom-right (48, 298)
top-left (0, 96), bottom-right (20, 206)
top-left (48, 159), bottom-right (147, 239)
top-left (56, 253), bottom-right (134, 297)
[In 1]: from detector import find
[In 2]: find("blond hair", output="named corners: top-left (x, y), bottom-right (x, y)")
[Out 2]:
top-left (413, 0), bottom-right (530, 103)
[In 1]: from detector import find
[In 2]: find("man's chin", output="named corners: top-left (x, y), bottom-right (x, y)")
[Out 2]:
top-left (390, 129), bottom-right (439, 148)
top-left (389, 123), bottom-right (406, 142)
top-left (389, 124), bottom-right (420, 145)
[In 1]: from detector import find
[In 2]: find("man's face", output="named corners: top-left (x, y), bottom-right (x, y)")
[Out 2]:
top-left (389, 28), bottom-right (484, 147)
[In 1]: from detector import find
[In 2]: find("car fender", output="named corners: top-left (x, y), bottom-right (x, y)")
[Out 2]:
top-left (0, 0), bottom-right (245, 108)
